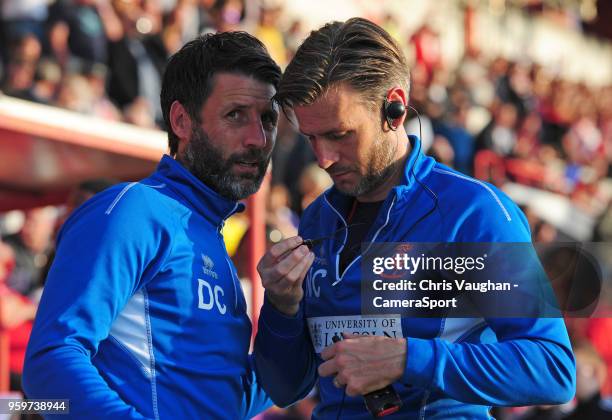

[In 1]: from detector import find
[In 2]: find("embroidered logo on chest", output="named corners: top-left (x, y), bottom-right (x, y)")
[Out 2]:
top-left (201, 254), bottom-right (218, 279)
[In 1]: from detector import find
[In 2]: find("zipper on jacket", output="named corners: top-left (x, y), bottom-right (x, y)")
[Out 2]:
top-left (217, 203), bottom-right (241, 310)
top-left (322, 194), bottom-right (348, 286)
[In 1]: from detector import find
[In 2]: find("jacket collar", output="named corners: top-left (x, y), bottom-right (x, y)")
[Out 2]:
top-left (154, 155), bottom-right (245, 225)
top-left (400, 135), bottom-right (432, 188)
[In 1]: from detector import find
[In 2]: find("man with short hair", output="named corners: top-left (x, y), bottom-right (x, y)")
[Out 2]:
top-left (24, 32), bottom-right (280, 419)
top-left (255, 18), bottom-right (575, 418)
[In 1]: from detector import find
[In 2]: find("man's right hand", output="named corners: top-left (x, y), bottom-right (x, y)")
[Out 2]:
top-left (257, 236), bottom-right (315, 316)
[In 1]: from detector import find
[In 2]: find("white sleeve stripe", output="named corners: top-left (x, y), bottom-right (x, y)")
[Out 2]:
top-left (105, 182), bottom-right (138, 215)
top-left (432, 168), bottom-right (512, 222)
top-left (140, 183), bottom-right (166, 189)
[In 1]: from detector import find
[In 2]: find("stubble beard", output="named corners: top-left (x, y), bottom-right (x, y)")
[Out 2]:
top-left (337, 133), bottom-right (398, 198)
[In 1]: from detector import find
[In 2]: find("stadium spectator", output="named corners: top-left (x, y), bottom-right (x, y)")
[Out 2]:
top-left (55, 72), bottom-right (96, 113)
top-left (84, 62), bottom-right (122, 120)
top-left (564, 340), bottom-right (612, 420)
top-left (433, 96), bottom-right (475, 175)
top-left (475, 101), bottom-right (520, 157)
top-left (255, 0), bottom-right (287, 68)
top-left (203, 0), bottom-right (247, 34)
top-left (2, 207), bottom-right (56, 298)
top-left (47, 0), bottom-right (108, 67)
top-left (1, 34), bottom-right (42, 102)
top-left (0, 240), bottom-right (36, 393)
top-left (104, 0), bottom-right (167, 124)
top-left (409, 24), bottom-right (442, 82)
top-left (0, 0), bottom-right (49, 53)
top-left (31, 57), bottom-right (62, 103)
top-left (283, 18), bottom-right (305, 62)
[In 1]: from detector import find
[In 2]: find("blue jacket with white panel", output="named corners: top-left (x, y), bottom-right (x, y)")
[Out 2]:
top-left (254, 136), bottom-right (575, 419)
top-left (23, 156), bottom-right (271, 419)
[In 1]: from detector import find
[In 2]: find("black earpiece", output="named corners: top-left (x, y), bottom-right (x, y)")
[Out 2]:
top-left (383, 99), bottom-right (406, 131)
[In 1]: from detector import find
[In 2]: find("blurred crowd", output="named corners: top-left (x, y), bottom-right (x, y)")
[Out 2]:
top-left (1, 0), bottom-right (611, 419)
top-left (0, 0), bottom-right (307, 127)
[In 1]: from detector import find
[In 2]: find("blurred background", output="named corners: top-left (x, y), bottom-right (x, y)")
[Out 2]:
top-left (0, 0), bottom-right (611, 419)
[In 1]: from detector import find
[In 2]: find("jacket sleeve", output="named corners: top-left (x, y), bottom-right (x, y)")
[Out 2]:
top-left (240, 355), bottom-right (274, 419)
top-left (253, 298), bottom-right (318, 407)
top-left (22, 192), bottom-right (172, 419)
top-left (403, 318), bottom-right (575, 405)
top-left (402, 186), bottom-right (576, 406)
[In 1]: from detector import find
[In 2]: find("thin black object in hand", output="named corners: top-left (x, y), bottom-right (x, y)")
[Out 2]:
top-left (301, 223), bottom-right (368, 250)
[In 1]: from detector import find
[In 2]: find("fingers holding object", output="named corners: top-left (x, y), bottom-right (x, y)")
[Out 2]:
top-left (267, 245), bottom-right (311, 281)
top-left (258, 236), bottom-right (302, 268)
top-left (259, 242), bottom-right (313, 286)
top-left (283, 249), bottom-right (315, 289)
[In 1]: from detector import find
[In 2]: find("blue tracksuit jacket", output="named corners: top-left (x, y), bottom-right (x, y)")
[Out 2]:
top-left (254, 136), bottom-right (575, 419)
top-left (23, 156), bottom-right (271, 419)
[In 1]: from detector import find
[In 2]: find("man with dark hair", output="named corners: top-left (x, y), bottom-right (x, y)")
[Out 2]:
top-left (255, 18), bottom-right (575, 418)
top-left (23, 32), bottom-right (281, 419)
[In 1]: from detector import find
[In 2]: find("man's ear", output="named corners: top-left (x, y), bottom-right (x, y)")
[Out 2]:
top-left (169, 100), bottom-right (193, 148)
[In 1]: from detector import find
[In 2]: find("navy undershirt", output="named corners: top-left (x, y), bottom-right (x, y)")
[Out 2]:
top-left (338, 200), bottom-right (384, 274)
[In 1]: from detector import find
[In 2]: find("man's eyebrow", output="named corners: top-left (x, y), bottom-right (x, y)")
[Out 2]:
top-left (224, 101), bottom-right (278, 111)
top-left (222, 103), bottom-right (249, 111)
top-left (300, 127), bottom-right (348, 137)
top-left (220, 104), bottom-right (279, 122)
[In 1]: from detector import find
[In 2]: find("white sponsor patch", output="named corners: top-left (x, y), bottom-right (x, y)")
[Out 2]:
top-left (307, 314), bottom-right (403, 354)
